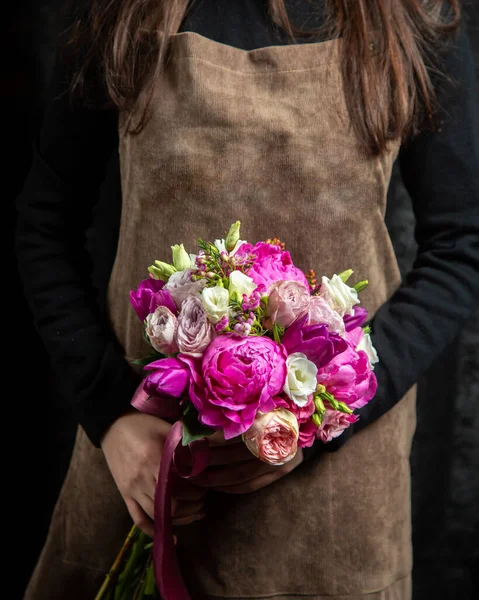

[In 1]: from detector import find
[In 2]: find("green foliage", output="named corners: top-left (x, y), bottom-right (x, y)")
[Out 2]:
top-left (181, 402), bottom-right (215, 446)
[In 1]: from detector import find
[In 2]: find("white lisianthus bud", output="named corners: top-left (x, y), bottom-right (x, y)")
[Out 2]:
top-left (319, 274), bottom-right (360, 317)
top-left (171, 244), bottom-right (193, 271)
top-left (283, 352), bottom-right (318, 407)
top-left (228, 270), bottom-right (257, 301)
top-left (214, 238), bottom-right (247, 257)
top-left (201, 286), bottom-right (230, 323)
top-left (225, 221), bottom-right (241, 252)
top-left (357, 332), bottom-right (379, 369)
top-left (148, 260), bottom-right (177, 282)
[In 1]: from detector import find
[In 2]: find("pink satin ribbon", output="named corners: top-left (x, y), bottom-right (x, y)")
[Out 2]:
top-left (131, 384), bottom-right (211, 599)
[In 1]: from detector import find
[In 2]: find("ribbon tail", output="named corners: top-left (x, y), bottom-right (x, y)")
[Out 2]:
top-left (153, 420), bottom-right (211, 600)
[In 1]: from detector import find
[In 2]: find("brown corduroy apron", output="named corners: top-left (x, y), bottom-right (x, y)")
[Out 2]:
top-left (25, 32), bottom-right (416, 600)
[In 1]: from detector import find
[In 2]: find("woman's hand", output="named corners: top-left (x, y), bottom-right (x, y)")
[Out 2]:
top-left (190, 431), bottom-right (305, 494)
top-left (101, 411), bottom-right (207, 536)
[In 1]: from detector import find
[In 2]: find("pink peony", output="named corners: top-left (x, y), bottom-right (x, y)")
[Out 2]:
top-left (246, 242), bottom-right (309, 290)
top-left (143, 357), bottom-right (190, 398)
top-left (308, 295), bottom-right (345, 336)
top-left (164, 269), bottom-right (207, 310)
top-left (263, 280), bottom-right (311, 330)
top-left (316, 331), bottom-right (377, 410)
top-left (176, 295), bottom-right (215, 357)
top-left (179, 335), bottom-right (288, 439)
top-left (273, 394), bottom-right (317, 448)
top-left (316, 409), bottom-right (359, 443)
top-left (242, 409), bottom-right (299, 466)
top-left (145, 306), bottom-right (179, 355)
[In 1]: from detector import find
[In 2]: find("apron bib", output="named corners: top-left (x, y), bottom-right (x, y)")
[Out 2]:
top-left (26, 32), bottom-right (416, 600)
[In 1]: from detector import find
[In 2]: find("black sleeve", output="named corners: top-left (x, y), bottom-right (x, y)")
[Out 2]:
top-left (15, 53), bottom-right (141, 448)
top-left (303, 19), bottom-right (479, 461)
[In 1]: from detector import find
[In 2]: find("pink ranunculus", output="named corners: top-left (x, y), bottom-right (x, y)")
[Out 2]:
top-left (179, 336), bottom-right (288, 440)
top-left (242, 409), bottom-right (299, 466)
top-left (164, 268), bottom-right (207, 310)
top-left (143, 357), bottom-right (190, 398)
top-left (177, 295), bottom-right (215, 357)
top-left (145, 306), bottom-right (179, 355)
top-left (263, 280), bottom-right (311, 330)
top-left (130, 277), bottom-right (166, 322)
top-left (316, 409), bottom-right (359, 443)
top-left (308, 295), bottom-right (346, 336)
top-left (246, 242), bottom-right (309, 290)
top-left (273, 394), bottom-right (317, 448)
top-left (282, 315), bottom-right (348, 369)
top-left (316, 333), bottom-right (377, 410)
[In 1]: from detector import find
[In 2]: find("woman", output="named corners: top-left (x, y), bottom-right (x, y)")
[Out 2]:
top-left (17, 1), bottom-right (478, 599)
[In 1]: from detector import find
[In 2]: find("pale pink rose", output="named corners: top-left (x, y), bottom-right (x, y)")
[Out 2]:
top-left (274, 394), bottom-right (317, 448)
top-left (242, 409), bottom-right (299, 466)
top-left (145, 306), bottom-right (178, 355)
top-left (263, 280), bottom-right (310, 330)
top-left (308, 296), bottom-right (345, 336)
top-left (164, 269), bottom-right (207, 310)
top-left (316, 408), bottom-right (359, 443)
top-left (177, 295), bottom-right (215, 357)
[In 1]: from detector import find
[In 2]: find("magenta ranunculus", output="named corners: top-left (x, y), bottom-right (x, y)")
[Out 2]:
top-left (282, 315), bottom-right (348, 369)
top-left (179, 335), bottom-right (288, 439)
top-left (246, 242), bottom-right (310, 290)
top-left (273, 394), bottom-right (317, 448)
top-left (316, 409), bottom-right (359, 443)
top-left (143, 357), bottom-right (190, 398)
top-left (130, 277), bottom-right (166, 322)
top-left (343, 306), bottom-right (369, 332)
top-left (316, 337), bottom-right (377, 410)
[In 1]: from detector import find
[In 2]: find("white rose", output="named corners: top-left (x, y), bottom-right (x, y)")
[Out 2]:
top-left (320, 274), bottom-right (360, 317)
top-left (357, 333), bottom-right (379, 369)
top-left (283, 352), bottom-right (318, 407)
top-left (214, 238), bottom-right (247, 257)
top-left (201, 286), bottom-right (230, 323)
top-left (228, 270), bottom-right (257, 301)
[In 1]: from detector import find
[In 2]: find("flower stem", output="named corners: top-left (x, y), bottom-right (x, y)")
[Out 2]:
top-left (94, 524), bottom-right (138, 600)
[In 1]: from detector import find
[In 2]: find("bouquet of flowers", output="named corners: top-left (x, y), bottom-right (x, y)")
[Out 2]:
top-left (95, 221), bottom-right (378, 600)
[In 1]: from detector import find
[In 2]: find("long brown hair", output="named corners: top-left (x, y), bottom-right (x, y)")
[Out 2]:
top-left (64, 0), bottom-right (460, 156)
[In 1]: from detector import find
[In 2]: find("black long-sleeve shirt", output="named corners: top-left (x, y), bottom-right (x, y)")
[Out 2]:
top-left (16, 0), bottom-right (479, 456)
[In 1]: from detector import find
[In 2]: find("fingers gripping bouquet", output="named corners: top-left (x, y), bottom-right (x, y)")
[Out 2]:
top-left (97, 222), bottom-right (378, 600)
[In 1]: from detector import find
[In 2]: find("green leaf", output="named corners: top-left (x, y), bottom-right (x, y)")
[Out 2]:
top-left (131, 352), bottom-right (164, 367)
top-left (181, 402), bottom-right (215, 446)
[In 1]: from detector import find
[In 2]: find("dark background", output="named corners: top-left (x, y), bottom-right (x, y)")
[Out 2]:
top-left (4, 2), bottom-right (478, 598)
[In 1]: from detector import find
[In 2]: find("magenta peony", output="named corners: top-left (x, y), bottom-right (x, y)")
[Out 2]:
top-left (179, 335), bottom-right (288, 439)
top-left (316, 409), bottom-right (359, 443)
top-left (246, 242), bottom-right (310, 290)
top-left (315, 332), bottom-right (377, 410)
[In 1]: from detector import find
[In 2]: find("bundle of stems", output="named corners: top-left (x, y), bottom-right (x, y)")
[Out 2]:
top-left (95, 525), bottom-right (159, 599)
